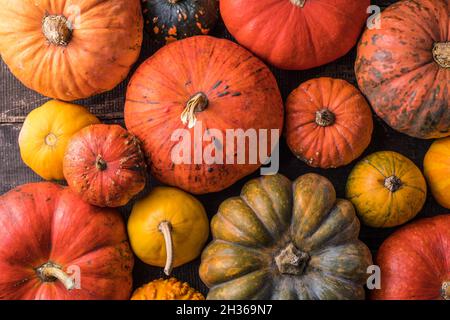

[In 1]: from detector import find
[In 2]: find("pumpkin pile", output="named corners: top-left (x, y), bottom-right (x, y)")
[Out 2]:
top-left (0, 0), bottom-right (449, 301)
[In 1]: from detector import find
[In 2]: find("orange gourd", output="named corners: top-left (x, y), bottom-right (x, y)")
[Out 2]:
top-left (0, 0), bottom-right (143, 101)
top-left (286, 77), bottom-right (373, 168)
top-left (131, 278), bottom-right (204, 300)
top-left (424, 137), bottom-right (450, 209)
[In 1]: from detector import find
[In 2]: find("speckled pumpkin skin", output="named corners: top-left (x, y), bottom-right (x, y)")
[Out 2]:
top-left (131, 278), bottom-right (204, 300)
top-left (199, 173), bottom-right (372, 300)
top-left (141, 0), bottom-right (218, 45)
top-left (355, 0), bottom-right (449, 139)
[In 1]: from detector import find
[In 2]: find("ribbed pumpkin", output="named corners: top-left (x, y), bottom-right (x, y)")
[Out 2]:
top-left (131, 278), bottom-right (204, 300)
top-left (424, 137), bottom-right (450, 209)
top-left (200, 173), bottom-right (372, 300)
top-left (355, 0), bottom-right (450, 139)
top-left (125, 36), bottom-right (283, 194)
top-left (0, 0), bottom-right (143, 101)
top-left (372, 215), bottom-right (450, 300)
top-left (286, 77), bottom-right (373, 168)
top-left (63, 124), bottom-right (147, 207)
top-left (19, 100), bottom-right (100, 180)
top-left (220, 0), bottom-right (370, 70)
top-left (346, 151), bottom-right (427, 228)
top-left (141, 0), bottom-right (219, 44)
top-left (0, 182), bottom-right (133, 300)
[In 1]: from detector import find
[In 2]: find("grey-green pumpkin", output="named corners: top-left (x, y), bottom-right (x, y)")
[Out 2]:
top-left (199, 173), bottom-right (372, 300)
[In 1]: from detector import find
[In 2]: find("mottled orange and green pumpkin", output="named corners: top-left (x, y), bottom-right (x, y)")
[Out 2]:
top-left (200, 173), bottom-right (372, 300)
top-left (355, 0), bottom-right (449, 139)
top-left (346, 151), bottom-right (427, 228)
top-left (141, 0), bottom-right (219, 44)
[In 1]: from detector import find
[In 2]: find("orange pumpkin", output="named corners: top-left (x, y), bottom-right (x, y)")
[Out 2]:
top-left (285, 77), bottom-right (373, 168)
top-left (63, 124), bottom-right (147, 207)
top-left (125, 36), bottom-right (283, 194)
top-left (0, 0), bottom-right (143, 101)
top-left (424, 137), bottom-right (450, 209)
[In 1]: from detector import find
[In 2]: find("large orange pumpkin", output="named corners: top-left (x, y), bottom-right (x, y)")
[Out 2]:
top-left (285, 77), bottom-right (373, 168)
top-left (220, 0), bottom-right (370, 70)
top-left (0, 0), bottom-right (143, 101)
top-left (0, 182), bottom-right (133, 300)
top-left (125, 36), bottom-right (283, 194)
top-left (355, 0), bottom-right (449, 139)
top-left (372, 215), bottom-right (450, 300)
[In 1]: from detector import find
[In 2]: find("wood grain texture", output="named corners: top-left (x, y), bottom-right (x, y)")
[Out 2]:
top-left (0, 0), bottom-right (446, 297)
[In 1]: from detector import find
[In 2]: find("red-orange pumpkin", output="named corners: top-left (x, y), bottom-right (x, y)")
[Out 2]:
top-left (125, 36), bottom-right (283, 194)
top-left (372, 214), bottom-right (450, 300)
top-left (286, 77), bottom-right (373, 168)
top-left (63, 124), bottom-right (147, 207)
top-left (220, 0), bottom-right (370, 70)
top-left (0, 182), bottom-right (133, 300)
top-left (355, 0), bottom-right (450, 139)
top-left (0, 0), bottom-right (143, 101)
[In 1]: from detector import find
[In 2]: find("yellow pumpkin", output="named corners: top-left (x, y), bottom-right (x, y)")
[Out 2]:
top-left (131, 278), bottom-right (204, 300)
top-left (127, 187), bottom-right (209, 275)
top-left (346, 151), bottom-right (426, 228)
top-left (18, 100), bottom-right (100, 180)
top-left (424, 137), bottom-right (450, 209)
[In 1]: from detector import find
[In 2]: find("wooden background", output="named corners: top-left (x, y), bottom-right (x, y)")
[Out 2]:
top-left (0, 0), bottom-right (446, 297)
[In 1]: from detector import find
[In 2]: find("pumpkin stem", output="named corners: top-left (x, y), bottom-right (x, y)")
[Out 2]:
top-left (42, 14), bottom-right (73, 46)
top-left (95, 155), bottom-right (107, 171)
top-left (36, 262), bottom-right (75, 291)
top-left (168, 0), bottom-right (180, 4)
top-left (315, 109), bottom-right (336, 127)
top-left (442, 281), bottom-right (450, 300)
top-left (181, 92), bottom-right (208, 129)
top-left (45, 133), bottom-right (58, 146)
top-left (290, 0), bottom-right (306, 7)
top-left (384, 175), bottom-right (402, 192)
top-left (275, 243), bottom-right (309, 275)
top-left (158, 221), bottom-right (174, 276)
top-left (433, 42), bottom-right (450, 68)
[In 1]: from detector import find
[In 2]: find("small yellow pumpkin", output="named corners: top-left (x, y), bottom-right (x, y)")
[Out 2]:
top-left (127, 187), bottom-right (209, 275)
top-left (424, 137), bottom-right (450, 209)
top-left (346, 151), bottom-right (426, 228)
top-left (18, 100), bottom-right (100, 180)
top-left (131, 278), bottom-right (204, 300)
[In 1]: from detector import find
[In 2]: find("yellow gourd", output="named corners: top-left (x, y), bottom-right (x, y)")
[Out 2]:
top-left (346, 151), bottom-right (427, 228)
top-left (131, 278), bottom-right (204, 300)
top-left (424, 137), bottom-right (450, 209)
top-left (127, 187), bottom-right (209, 275)
top-left (18, 100), bottom-right (100, 180)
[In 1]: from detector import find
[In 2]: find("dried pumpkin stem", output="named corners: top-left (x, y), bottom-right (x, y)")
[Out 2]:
top-left (290, 0), bottom-right (306, 7)
top-left (95, 155), bottom-right (107, 171)
top-left (315, 109), bottom-right (336, 127)
top-left (275, 243), bottom-right (309, 275)
top-left (36, 262), bottom-right (75, 291)
top-left (180, 92), bottom-right (208, 129)
top-left (168, 0), bottom-right (180, 4)
top-left (433, 42), bottom-right (450, 68)
top-left (384, 175), bottom-right (402, 192)
top-left (158, 221), bottom-right (174, 276)
top-left (442, 281), bottom-right (450, 300)
top-left (42, 14), bottom-right (73, 46)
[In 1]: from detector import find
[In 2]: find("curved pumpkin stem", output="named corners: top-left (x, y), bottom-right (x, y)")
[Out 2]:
top-left (180, 92), bottom-right (208, 129)
top-left (290, 0), bottom-right (306, 7)
top-left (42, 14), bottom-right (73, 46)
top-left (36, 262), bottom-right (75, 291)
top-left (433, 42), bottom-right (450, 68)
top-left (158, 221), bottom-right (174, 276)
top-left (442, 281), bottom-right (450, 300)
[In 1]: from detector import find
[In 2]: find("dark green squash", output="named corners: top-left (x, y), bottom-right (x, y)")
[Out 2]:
top-left (199, 173), bottom-right (373, 300)
top-left (141, 0), bottom-right (219, 44)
